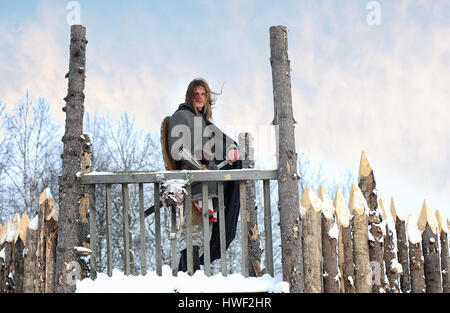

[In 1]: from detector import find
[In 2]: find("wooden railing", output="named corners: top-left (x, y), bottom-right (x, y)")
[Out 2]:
top-left (80, 168), bottom-right (278, 278)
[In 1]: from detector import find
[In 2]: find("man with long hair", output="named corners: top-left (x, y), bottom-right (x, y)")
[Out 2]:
top-left (167, 78), bottom-right (241, 273)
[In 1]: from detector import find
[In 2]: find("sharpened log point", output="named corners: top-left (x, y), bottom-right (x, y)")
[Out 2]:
top-left (417, 200), bottom-right (438, 234)
top-left (334, 188), bottom-right (350, 228)
top-left (358, 150), bottom-right (372, 181)
top-left (19, 213), bottom-right (30, 244)
top-left (318, 185), bottom-right (335, 219)
top-left (435, 209), bottom-right (448, 234)
top-left (0, 220), bottom-right (9, 245)
top-left (378, 198), bottom-right (387, 220)
top-left (301, 185), bottom-right (322, 212)
top-left (390, 197), bottom-right (398, 223)
top-left (349, 184), bottom-right (369, 216)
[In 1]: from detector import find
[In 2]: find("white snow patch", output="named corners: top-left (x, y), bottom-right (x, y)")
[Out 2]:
top-left (390, 259), bottom-right (403, 274)
top-left (76, 265), bottom-right (289, 293)
top-left (328, 223), bottom-right (339, 240)
top-left (0, 248), bottom-right (5, 260)
top-left (429, 237), bottom-right (435, 244)
top-left (407, 214), bottom-right (423, 244)
top-left (29, 215), bottom-right (39, 230)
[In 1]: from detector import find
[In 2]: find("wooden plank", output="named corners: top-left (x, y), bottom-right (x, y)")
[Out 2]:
top-left (138, 183), bottom-right (147, 276)
top-left (240, 181), bottom-right (249, 278)
top-left (154, 182), bottom-right (162, 276)
top-left (171, 206), bottom-right (178, 276)
top-left (80, 169), bottom-right (278, 185)
top-left (88, 184), bottom-right (97, 280)
top-left (263, 180), bottom-right (274, 277)
top-left (202, 183), bottom-right (211, 277)
top-left (105, 184), bottom-right (113, 277)
top-left (218, 182), bottom-right (227, 276)
top-left (185, 184), bottom-right (193, 275)
top-left (122, 183), bottom-right (131, 276)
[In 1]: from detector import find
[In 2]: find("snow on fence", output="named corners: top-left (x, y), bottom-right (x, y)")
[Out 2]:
top-left (0, 188), bottom-right (59, 293)
top-left (298, 151), bottom-right (450, 293)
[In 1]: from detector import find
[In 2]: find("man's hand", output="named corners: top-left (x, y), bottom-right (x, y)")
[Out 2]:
top-left (227, 148), bottom-right (240, 163)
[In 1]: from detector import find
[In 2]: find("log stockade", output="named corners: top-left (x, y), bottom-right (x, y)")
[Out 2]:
top-left (1, 25), bottom-right (449, 294)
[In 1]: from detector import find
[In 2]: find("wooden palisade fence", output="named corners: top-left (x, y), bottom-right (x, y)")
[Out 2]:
top-left (1, 150), bottom-right (449, 293)
top-left (0, 189), bottom-right (59, 293)
top-left (298, 151), bottom-right (450, 293)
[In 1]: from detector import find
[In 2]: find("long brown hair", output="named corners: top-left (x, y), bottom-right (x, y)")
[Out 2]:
top-left (184, 78), bottom-right (218, 120)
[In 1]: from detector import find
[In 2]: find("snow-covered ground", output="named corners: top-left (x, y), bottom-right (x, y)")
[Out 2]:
top-left (76, 265), bottom-right (289, 293)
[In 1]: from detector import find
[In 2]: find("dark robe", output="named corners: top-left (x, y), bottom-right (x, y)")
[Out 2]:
top-left (170, 104), bottom-right (242, 266)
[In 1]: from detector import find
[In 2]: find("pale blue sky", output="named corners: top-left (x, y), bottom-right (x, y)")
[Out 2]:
top-left (1, 0), bottom-right (449, 223)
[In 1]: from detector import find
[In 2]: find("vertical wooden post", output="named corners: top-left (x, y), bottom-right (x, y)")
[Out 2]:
top-left (218, 182), bottom-right (227, 276)
top-left (239, 132), bottom-right (262, 277)
top-left (105, 184), bottom-right (113, 277)
top-left (334, 188), bottom-right (355, 293)
top-left (239, 181), bottom-right (249, 277)
top-left (418, 201), bottom-right (442, 293)
top-left (358, 151), bottom-right (385, 293)
top-left (269, 25), bottom-right (303, 293)
top-left (300, 186), bottom-right (322, 293)
top-left (263, 180), bottom-right (274, 277)
top-left (154, 182), bottom-right (162, 276)
top-left (202, 183), bottom-right (211, 277)
top-left (391, 197), bottom-right (410, 293)
top-left (23, 216), bottom-right (38, 293)
top-left (349, 184), bottom-right (371, 293)
top-left (122, 184), bottom-right (131, 276)
top-left (318, 186), bottom-right (340, 293)
top-left (56, 24), bottom-right (88, 293)
top-left (407, 214), bottom-right (425, 293)
top-left (185, 184), bottom-right (194, 276)
top-left (138, 183), bottom-right (147, 276)
top-left (379, 198), bottom-right (401, 293)
top-left (435, 210), bottom-right (449, 293)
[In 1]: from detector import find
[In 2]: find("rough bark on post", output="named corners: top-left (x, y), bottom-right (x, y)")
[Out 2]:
top-left (23, 216), bottom-right (39, 293)
top-left (78, 132), bottom-right (94, 280)
top-left (334, 188), bottom-right (355, 293)
top-left (45, 194), bottom-right (59, 293)
top-left (5, 215), bottom-right (20, 293)
top-left (239, 132), bottom-right (263, 277)
top-left (0, 220), bottom-right (9, 292)
top-left (390, 196), bottom-right (410, 293)
top-left (269, 25), bottom-right (303, 293)
top-left (435, 210), bottom-right (449, 293)
top-left (318, 186), bottom-right (340, 293)
top-left (418, 201), bottom-right (442, 293)
top-left (379, 198), bottom-right (401, 293)
top-left (13, 214), bottom-right (29, 293)
top-left (407, 214), bottom-right (425, 293)
top-left (56, 24), bottom-right (88, 293)
top-left (358, 151), bottom-right (384, 293)
top-left (300, 186), bottom-right (322, 293)
top-left (349, 184), bottom-right (371, 293)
